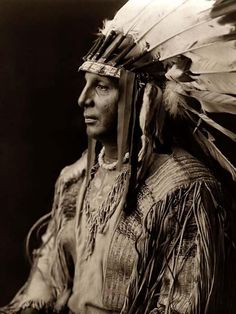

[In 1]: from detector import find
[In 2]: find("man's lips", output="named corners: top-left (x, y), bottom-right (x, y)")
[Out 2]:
top-left (84, 115), bottom-right (98, 124)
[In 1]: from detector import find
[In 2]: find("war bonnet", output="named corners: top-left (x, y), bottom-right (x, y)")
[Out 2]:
top-left (79, 0), bottom-right (236, 182)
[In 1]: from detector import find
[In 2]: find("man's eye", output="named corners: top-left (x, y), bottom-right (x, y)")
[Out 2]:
top-left (96, 83), bottom-right (109, 92)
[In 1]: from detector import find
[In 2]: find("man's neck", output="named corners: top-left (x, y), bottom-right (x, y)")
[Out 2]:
top-left (103, 143), bottom-right (118, 161)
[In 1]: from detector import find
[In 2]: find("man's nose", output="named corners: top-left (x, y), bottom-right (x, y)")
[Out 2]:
top-left (78, 85), bottom-right (93, 108)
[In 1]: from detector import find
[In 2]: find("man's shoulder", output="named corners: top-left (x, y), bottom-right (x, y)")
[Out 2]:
top-left (145, 147), bottom-right (217, 200)
top-left (59, 150), bottom-right (88, 184)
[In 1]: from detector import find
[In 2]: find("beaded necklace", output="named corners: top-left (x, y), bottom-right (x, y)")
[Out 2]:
top-left (98, 147), bottom-right (129, 170)
top-left (83, 148), bottom-right (130, 259)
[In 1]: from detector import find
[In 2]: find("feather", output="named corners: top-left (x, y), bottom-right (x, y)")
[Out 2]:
top-left (182, 72), bottom-right (236, 94)
top-left (142, 1), bottom-right (215, 57)
top-left (126, 0), bottom-right (187, 43)
top-left (136, 0), bottom-right (192, 43)
top-left (103, 0), bottom-right (155, 36)
top-left (185, 41), bottom-right (236, 74)
top-left (197, 114), bottom-right (236, 142)
top-left (82, 0), bottom-right (236, 183)
top-left (182, 109), bottom-right (236, 180)
top-left (182, 102), bottom-right (236, 141)
top-left (102, 33), bottom-right (125, 62)
top-left (156, 18), bottom-right (233, 61)
top-left (138, 84), bottom-right (162, 167)
top-left (163, 81), bottom-right (187, 117)
top-left (194, 129), bottom-right (236, 181)
top-left (188, 91), bottom-right (236, 114)
top-left (106, 0), bottom-right (217, 57)
top-left (211, 0), bottom-right (236, 19)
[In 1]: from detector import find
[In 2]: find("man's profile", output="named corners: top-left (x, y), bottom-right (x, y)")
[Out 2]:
top-left (1, 0), bottom-right (236, 313)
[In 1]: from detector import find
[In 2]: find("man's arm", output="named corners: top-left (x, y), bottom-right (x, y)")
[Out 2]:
top-left (151, 180), bottom-right (225, 313)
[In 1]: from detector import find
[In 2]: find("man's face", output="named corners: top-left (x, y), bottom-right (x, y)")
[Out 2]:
top-left (78, 72), bottom-right (119, 143)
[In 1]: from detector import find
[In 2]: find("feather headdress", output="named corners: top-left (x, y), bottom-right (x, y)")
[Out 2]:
top-left (79, 0), bottom-right (236, 182)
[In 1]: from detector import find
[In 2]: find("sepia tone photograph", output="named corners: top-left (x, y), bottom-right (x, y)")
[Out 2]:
top-left (0, 0), bottom-right (236, 313)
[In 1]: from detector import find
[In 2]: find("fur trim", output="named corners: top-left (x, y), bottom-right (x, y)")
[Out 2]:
top-left (163, 81), bottom-right (187, 118)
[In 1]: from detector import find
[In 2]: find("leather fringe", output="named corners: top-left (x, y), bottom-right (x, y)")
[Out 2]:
top-left (121, 180), bottom-right (225, 314)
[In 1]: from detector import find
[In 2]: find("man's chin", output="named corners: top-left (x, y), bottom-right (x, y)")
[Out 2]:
top-left (86, 126), bottom-right (101, 139)
top-left (86, 127), bottom-right (116, 143)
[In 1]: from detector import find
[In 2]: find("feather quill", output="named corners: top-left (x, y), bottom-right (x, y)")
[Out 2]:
top-left (182, 102), bottom-right (236, 141)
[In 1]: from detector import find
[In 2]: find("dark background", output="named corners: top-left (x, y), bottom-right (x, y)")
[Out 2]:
top-left (0, 0), bottom-right (236, 309)
top-left (0, 0), bottom-right (125, 305)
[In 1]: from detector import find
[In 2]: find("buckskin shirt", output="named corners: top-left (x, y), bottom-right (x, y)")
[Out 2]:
top-left (2, 147), bottom-right (225, 314)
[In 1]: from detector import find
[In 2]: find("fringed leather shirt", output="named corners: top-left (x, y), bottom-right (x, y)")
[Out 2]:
top-left (1, 148), bottom-right (225, 314)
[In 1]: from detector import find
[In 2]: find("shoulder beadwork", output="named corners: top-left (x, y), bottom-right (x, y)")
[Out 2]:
top-left (145, 148), bottom-right (217, 201)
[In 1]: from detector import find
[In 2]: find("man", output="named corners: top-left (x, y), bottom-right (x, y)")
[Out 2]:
top-left (1, 0), bottom-right (235, 313)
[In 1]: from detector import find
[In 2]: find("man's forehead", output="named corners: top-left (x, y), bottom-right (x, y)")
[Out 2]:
top-left (84, 71), bottom-right (119, 84)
